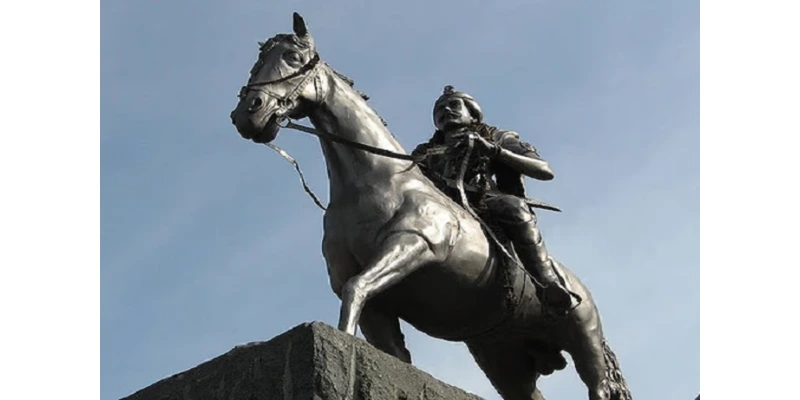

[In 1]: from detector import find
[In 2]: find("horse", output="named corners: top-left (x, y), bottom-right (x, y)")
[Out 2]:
top-left (229, 13), bottom-right (631, 400)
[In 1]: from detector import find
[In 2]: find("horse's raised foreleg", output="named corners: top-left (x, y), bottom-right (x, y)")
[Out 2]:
top-left (338, 231), bottom-right (439, 335)
top-left (359, 304), bottom-right (412, 363)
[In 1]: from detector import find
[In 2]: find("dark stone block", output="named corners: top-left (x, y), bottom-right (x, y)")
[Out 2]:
top-left (122, 321), bottom-right (484, 400)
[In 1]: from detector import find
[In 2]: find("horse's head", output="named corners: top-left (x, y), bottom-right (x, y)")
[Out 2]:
top-left (230, 12), bottom-right (322, 143)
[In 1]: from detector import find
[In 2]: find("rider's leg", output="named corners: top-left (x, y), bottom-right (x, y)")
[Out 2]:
top-left (484, 195), bottom-right (576, 311)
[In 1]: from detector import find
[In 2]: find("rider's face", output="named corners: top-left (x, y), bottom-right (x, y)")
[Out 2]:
top-left (434, 98), bottom-right (474, 131)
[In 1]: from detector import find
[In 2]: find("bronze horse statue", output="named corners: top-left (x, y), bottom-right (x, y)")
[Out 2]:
top-left (230, 13), bottom-right (631, 400)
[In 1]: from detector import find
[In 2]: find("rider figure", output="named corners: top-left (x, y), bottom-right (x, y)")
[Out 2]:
top-left (412, 85), bottom-right (579, 313)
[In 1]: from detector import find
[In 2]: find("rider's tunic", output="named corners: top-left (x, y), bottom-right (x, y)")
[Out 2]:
top-left (411, 123), bottom-right (541, 214)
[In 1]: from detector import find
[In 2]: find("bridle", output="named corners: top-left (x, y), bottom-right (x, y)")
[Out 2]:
top-left (236, 45), bottom-right (424, 211)
top-left (240, 40), bottom-right (422, 156)
top-left (238, 50), bottom-right (322, 118)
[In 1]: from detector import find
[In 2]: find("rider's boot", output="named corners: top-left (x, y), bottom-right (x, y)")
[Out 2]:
top-left (504, 217), bottom-right (578, 313)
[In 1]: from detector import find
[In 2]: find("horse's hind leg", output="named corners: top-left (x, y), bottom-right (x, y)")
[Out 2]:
top-left (466, 339), bottom-right (544, 400)
top-left (569, 328), bottom-right (611, 400)
top-left (358, 304), bottom-right (412, 363)
top-left (565, 306), bottom-right (631, 400)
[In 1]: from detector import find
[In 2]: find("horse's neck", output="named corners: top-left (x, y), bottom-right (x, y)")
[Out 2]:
top-left (308, 71), bottom-right (414, 201)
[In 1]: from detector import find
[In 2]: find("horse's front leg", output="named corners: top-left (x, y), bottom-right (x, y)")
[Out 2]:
top-left (338, 231), bottom-right (439, 335)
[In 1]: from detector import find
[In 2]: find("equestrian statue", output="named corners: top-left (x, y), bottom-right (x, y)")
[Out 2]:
top-left (229, 13), bottom-right (631, 400)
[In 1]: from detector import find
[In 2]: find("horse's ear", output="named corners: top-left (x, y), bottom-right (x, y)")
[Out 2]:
top-left (292, 12), bottom-right (308, 37)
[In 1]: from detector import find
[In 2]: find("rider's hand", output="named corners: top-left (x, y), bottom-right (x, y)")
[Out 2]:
top-left (467, 133), bottom-right (501, 158)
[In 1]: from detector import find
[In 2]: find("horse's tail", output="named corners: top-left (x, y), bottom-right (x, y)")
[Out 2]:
top-left (602, 339), bottom-right (633, 400)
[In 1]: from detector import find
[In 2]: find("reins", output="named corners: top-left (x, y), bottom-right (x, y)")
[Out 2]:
top-left (268, 117), bottom-right (560, 211)
top-left (260, 116), bottom-right (434, 212)
top-left (278, 117), bottom-right (426, 162)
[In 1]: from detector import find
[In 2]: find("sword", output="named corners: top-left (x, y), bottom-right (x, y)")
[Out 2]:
top-left (441, 178), bottom-right (562, 213)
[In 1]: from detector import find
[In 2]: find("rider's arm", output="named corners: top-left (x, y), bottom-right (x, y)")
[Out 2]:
top-left (492, 131), bottom-right (554, 181)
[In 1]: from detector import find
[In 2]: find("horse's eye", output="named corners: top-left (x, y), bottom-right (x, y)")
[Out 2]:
top-left (283, 51), bottom-right (302, 64)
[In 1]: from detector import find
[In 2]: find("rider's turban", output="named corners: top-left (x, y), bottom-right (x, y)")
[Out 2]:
top-left (433, 85), bottom-right (484, 125)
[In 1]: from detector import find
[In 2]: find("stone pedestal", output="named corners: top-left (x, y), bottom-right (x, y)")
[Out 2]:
top-left (122, 321), bottom-right (484, 400)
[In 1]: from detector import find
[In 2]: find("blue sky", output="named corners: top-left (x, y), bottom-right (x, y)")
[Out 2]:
top-left (101, 1), bottom-right (698, 399)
